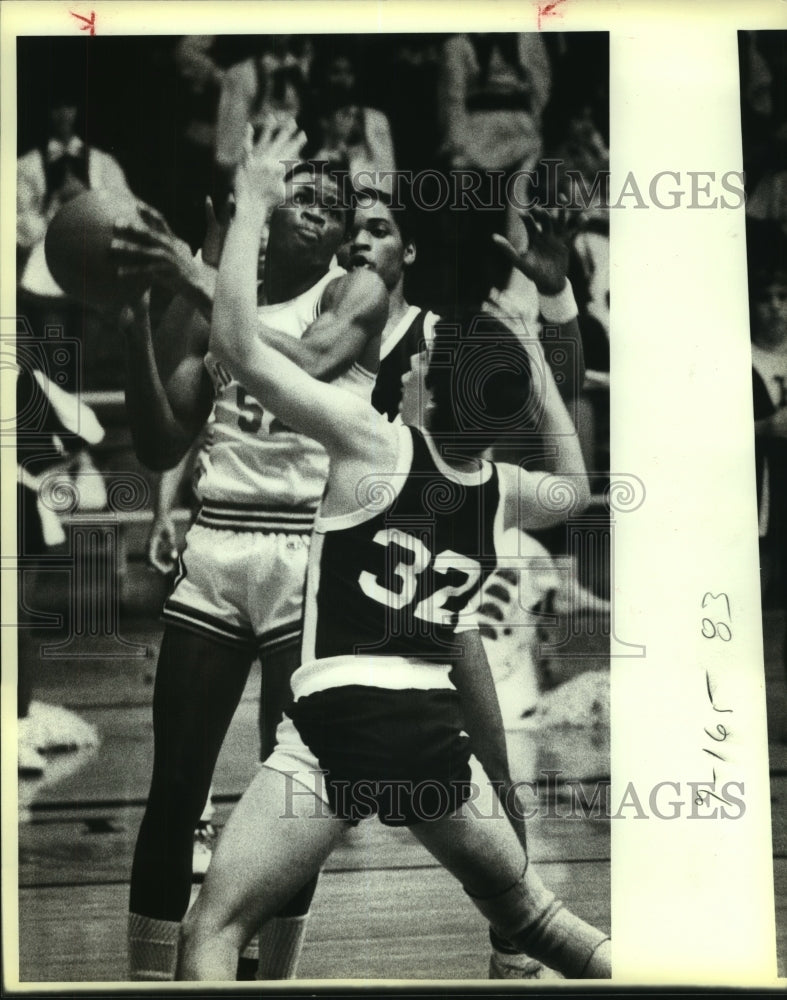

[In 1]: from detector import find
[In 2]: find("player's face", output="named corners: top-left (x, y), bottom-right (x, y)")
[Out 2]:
top-left (342, 200), bottom-right (414, 292)
top-left (269, 173), bottom-right (348, 268)
top-left (753, 280), bottom-right (787, 346)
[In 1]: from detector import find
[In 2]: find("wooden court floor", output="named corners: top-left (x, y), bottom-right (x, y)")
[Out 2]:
top-left (15, 610), bottom-right (786, 984)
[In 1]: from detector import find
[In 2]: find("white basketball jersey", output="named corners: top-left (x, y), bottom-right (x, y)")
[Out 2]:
top-left (199, 266), bottom-right (374, 511)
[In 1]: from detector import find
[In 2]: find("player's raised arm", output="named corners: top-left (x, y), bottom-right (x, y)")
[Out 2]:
top-left (259, 266), bottom-right (387, 381)
top-left (489, 206), bottom-right (586, 402)
top-left (499, 332), bottom-right (591, 531)
top-left (119, 288), bottom-right (213, 471)
top-left (113, 197), bottom-right (228, 470)
top-left (210, 124), bottom-right (380, 458)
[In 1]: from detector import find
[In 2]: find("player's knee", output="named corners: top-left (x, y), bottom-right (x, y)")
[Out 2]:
top-left (180, 901), bottom-right (233, 952)
top-left (147, 767), bottom-right (210, 829)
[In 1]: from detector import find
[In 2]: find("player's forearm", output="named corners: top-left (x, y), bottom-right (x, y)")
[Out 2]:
top-left (544, 316), bottom-right (586, 402)
top-left (538, 368), bottom-right (590, 506)
top-left (257, 318), bottom-right (358, 382)
top-left (212, 201), bottom-right (271, 387)
top-left (122, 310), bottom-right (197, 470)
top-left (172, 256), bottom-right (217, 323)
top-left (256, 323), bottom-right (325, 378)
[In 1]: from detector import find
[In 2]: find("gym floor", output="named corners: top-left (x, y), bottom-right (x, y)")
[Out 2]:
top-left (14, 609), bottom-right (786, 984)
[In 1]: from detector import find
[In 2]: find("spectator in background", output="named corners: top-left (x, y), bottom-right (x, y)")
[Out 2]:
top-left (16, 83), bottom-right (135, 396)
top-left (383, 36), bottom-right (443, 174)
top-left (437, 33), bottom-right (550, 176)
top-left (213, 36), bottom-right (312, 208)
top-left (749, 221), bottom-right (787, 629)
top-left (309, 47), bottom-right (396, 178)
top-left (16, 356), bottom-right (103, 775)
top-left (17, 87), bottom-right (132, 300)
top-left (434, 33), bottom-right (551, 315)
top-left (171, 36), bottom-right (226, 249)
top-left (739, 33), bottom-right (787, 236)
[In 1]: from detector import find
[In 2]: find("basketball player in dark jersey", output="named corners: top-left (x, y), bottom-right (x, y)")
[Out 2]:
top-left (341, 185), bottom-right (590, 978)
top-left (340, 189), bottom-right (439, 420)
top-left (176, 127), bottom-right (610, 981)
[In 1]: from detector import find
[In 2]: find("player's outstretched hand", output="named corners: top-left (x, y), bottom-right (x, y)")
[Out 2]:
top-left (492, 207), bottom-right (580, 296)
top-left (233, 118), bottom-right (307, 214)
top-left (146, 514), bottom-right (179, 575)
top-left (111, 201), bottom-right (194, 293)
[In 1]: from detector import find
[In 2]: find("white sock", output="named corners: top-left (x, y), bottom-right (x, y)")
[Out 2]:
top-left (255, 914), bottom-right (309, 980)
top-left (468, 869), bottom-right (610, 979)
top-left (128, 912), bottom-right (180, 981)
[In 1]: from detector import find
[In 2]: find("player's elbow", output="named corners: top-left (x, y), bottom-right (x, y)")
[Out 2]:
top-left (572, 473), bottom-right (592, 516)
top-left (527, 472), bottom-right (591, 529)
top-left (298, 337), bottom-right (335, 380)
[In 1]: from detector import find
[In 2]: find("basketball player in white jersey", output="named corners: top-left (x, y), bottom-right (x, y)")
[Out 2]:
top-left (176, 128), bottom-right (610, 980)
top-left (115, 120), bottom-right (387, 980)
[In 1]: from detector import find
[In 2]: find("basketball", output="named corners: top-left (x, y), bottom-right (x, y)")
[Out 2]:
top-left (44, 190), bottom-right (143, 309)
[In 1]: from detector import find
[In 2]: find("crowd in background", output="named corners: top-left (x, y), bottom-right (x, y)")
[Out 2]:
top-left (741, 31), bottom-right (787, 623)
top-left (16, 32), bottom-right (610, 393)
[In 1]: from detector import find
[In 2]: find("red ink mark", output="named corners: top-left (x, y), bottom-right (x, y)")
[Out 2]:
top-left (70, 10), bottom-right (96, 35)
top-left (537, 0), bottom-right (566, 30)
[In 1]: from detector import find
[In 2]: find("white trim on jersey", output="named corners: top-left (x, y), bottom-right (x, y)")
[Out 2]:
top-left (493, 466), bottom-right (511, 560)
top-left (347, 361), bottom-right (377, 386)
top-left (290, 654), bottom-right (454, 702)
top-left (379, 305), bottom-right (421, 360)
top-left (422, 310), bottom-right (439, 350)
top-left (421, 428), bottom-right (493, 487)
top-left (313, 422), bottom-right (414, 532)
top-left (380, 306), bottom-right (440, 361)
top-left (300, 530), bottom-right (323, 664)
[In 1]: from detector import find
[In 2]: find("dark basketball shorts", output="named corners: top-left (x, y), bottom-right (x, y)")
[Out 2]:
top-left (265, 685), bottom-right (475, 826)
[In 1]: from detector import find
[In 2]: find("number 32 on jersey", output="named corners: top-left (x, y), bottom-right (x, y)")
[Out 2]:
top-left (358, 528), bottom-right (482, 625)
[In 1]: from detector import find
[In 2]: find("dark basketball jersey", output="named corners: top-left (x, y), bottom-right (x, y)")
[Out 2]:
top-left (371, 307), bottom-right (438, 421)
top-left (301, 425), bottom-right (505, 667)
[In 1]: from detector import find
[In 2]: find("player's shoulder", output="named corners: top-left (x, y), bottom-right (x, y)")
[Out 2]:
top-left (494, 461), bottom-right (530, 523)
top-left (322, 266), bottom-right (388, 313)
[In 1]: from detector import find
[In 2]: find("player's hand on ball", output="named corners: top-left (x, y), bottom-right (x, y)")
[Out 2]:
top-left (111, 202), bottom-right (194, 293)
top-left (492, 206), bottom-right (580, 296)
top-left (234, 118), bottom-right (307, 214)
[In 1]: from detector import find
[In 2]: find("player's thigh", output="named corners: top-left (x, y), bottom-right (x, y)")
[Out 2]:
top-left (258, 639), bottom-right (301, 761)
top-left (409, 758), bottom-right (526, 897)
top-left (185, 765), bottom-right (345, 945)
top-left (152, 624), bottom-right (254, 756)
